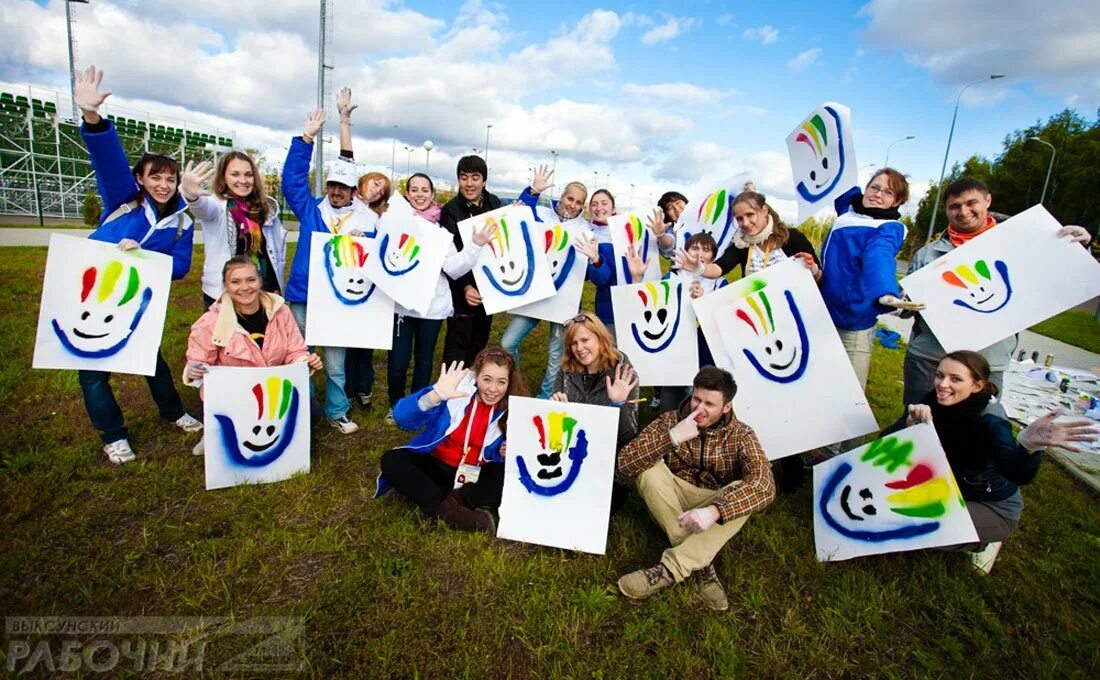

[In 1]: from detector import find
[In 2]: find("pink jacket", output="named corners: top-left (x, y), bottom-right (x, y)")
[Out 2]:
top-left (184, 292), bottom-right (309, 393)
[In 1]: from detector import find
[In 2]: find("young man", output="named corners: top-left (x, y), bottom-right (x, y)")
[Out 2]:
top-left (439, 155), bottom-right (503, 366)
top-left (617, 367), bottom-right (775, 612)
top-left (902, 178), bottom-right (1091, 406)
top-left (282, 109), bottom-right (376, 434)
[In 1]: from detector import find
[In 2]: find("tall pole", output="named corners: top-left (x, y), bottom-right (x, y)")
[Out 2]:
top-left (1027, 136), bottom-right (1055, 205)
top-left (629, 183), bottom-right (635, 212)
top-left (884, 135), bottom-right (915, 167)
top-left (390, 125), bottom-right (398, 183)
top-left (549, 150), bottom-right (558, 201)
top-left (593, 170), bottom-right (598, 190)
top-left (485, 124), bottom-right (492, 168)
top-left (405, 145), bottom-right (412, 177)
top-left (926, 74), bottom-right (1005, 242)
top-left (65, 0), bottom-right (79, 122)
top-left (423, 140), bottom-right (433, 175)
top-left (312, 0), bottom-right (332, 196)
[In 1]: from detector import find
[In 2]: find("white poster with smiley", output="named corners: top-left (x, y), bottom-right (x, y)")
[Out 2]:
top-left (813, 423), bottom-right (977, 561)
top-left (900, 205), bottom-right (1100, 353)
top-left (693, 258), bottom-right (877, 460)
top-left (33, 233), bottom-right (173, 376)
top-left (203, 363), bottom-right (311, 491)
top-left (305, 232), bottom-right (395, 349)
top-left (611, 279), bottom-right (699, 386)
top-left (365, 193), bottom-right (454, 315)
top-left (497, 396), bottom-right (619, 555)
top-left (786, 102), bottom-right (859, 226)
top-left (607, 213), bottom-right (661, 283)
top-left (510, 209), bottom-right (592, 324)
top-left (457, 205), bottom-right (556, 315)
top-left (674, 172), bottom-right (752, 256)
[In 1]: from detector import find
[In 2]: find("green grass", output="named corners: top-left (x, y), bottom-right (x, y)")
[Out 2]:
top-left (1030, 309), bottom-right (1100, 354)
top-left (1, 245), bottom-right (1098, 678)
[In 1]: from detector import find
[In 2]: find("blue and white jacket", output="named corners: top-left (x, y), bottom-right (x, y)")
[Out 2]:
top-left (81, 120), bottom-right (194, 280)
top-left (819, 187), bottom-right (906, 331)
top-left (374, 376), bottom-right (507, 498)
top-left (585, 223), bottom-right (617, 325)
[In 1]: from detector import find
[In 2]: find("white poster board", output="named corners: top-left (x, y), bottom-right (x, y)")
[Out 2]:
top-left (497, 396), bottom-right (619, 554)
top-left (786, 102), bottom-right (858, 225)
top-left (611, 279), bottom-right (699, 386)
top-left (813, 423), bottom-right (978, 561)
top-left (203, 363), bottom-right (311, 491)
top-left (457, 205), bottom-right (556, 315)
top-left (608, 213), bottom-right (661, 283)
top-left (900, 205), bottom-right (1100, 353)
top-left (510, 209), bottom-right (591, 323)
top-left (33, 233), bottom-right (172, 376)
top-left (693, 259), bottom-right (877, 459)
top-left (674, 172), bottom-right (752, 256)
top-left (366, 193), bottom-right (453, 315)
top-left (305, 232), bottom-right (394, 349)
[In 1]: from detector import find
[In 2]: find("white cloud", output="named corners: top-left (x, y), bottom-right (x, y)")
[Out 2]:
top-left (861, 0), bottom-right (1100, 107)
top-left (641, 16), bottom-right (697, 45)
top-left (743, 25), bottom-right (779, 45)
top-left (654, 142), bottom-right (738, 183)
top-left (788, 48), bottom-right (822, 72)
top-left (622, 82), bottom-right (738, 106)
top-left (717, 13), bottom-right (734, 27)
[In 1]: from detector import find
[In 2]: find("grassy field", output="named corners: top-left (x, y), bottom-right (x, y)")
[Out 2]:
top-left (1, 244), bottom-right (1097, 678)
top-left (1030, 309), bottom-right (1100, 354)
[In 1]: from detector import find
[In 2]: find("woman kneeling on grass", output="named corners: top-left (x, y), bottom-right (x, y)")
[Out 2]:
top-left (883, 350), bottom-right (1098, 573)
top-left (184, 256), bottom-right (323, 455)
top-left (377, 347), bottom-right (528, 533)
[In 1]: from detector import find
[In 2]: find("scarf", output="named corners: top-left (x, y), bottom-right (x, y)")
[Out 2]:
top-left (317, 195), bottom-right (375, 234)
top-left (590, 215), bottom-right (613, 245)
top-left (851, 193), bottom-right (902, 221)
top-left (921, 390), bottom-right (992, 466)
top-left (414, 202), bottom-right (442, 224)
top-left (732, 213), bottom-right (774, 249)
top-left (228, 199), bottom-right (262, 255)
top-left (947, 215), bottom-right (996, 247)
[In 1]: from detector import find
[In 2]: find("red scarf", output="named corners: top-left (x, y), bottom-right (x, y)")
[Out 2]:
top-left (228, 199), bottom-right (262, 254)
top-left (946, 215), bottom-right (995, 247)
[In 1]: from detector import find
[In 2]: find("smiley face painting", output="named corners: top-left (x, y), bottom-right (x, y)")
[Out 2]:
top-left (322, 234), bottom-right (376, 305)
top-left (379, 232), bottom-right (422, 276)
top-left (612, 280), bottom-right (698, 386)
top-left (458, 205), bottom-right (556, 315)
top-left (481, 215), bottom-right (536, 295)
top-left (203, 364), bottom-right (311, 491)
top-left (306, 232), bottom-right (395, 349)
top-left (813, 423), bottom-right (977, 561)
top-left (543, 224), bottom-right (578, 289)
top-left (630, 280), bottom-right (683, 353)
top-left (510, 212), bottom-right (592, 324)
top-left (786, 102), bottom-right (857, 224)
top-left (34, 234), bottom-right (173, 376)
top-left (497, 397), bottom-right (619, 554)
top-left (941, 259), bottom-right (1012, 313)
top-left (732, 280), bottom-right (810, 384)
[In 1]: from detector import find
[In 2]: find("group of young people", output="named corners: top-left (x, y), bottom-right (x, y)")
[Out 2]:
top-left (67, 67), bottom-right (1097, 609)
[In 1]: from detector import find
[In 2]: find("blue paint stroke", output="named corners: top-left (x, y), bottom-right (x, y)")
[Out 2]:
top-left (741, 290), bottom-right (810, 384)
top-left (213, 387), bottom-right (300, 468)
top-left (378, 233), bottom-right (421, 276)
top-left (323, 240), bottom-right (376, 306)
top-left (52, 286), bottom-right (153, 359)
top-left (630, 282), bottom-right (684, 354)
top-left (818, 461), bottom-right (940, 542)
top-left (951, 260), bottom-right (1013, 314)
top-left (795, 105), bottom-right (846, 204)
top-left (516, 429), bottom-right (589, 497)
top-left (481, 218), bottom-right (537, 297)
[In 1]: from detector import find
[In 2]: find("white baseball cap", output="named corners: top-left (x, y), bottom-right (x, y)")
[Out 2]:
top-left (326, 158), bottom-right (359, 188)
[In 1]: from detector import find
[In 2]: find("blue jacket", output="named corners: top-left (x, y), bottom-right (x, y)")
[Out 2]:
top-left (587, 243), bottom-right (617, 325)
top-left (819, 187), bottom-right (905, 331)
top-left (374, 380), bottom-right (506, 498)
top-left (81, 120), bottom-right (194, 280)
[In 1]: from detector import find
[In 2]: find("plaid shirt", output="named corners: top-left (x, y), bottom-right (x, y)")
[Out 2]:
top-left (618, 409), bottom-right (776, 522)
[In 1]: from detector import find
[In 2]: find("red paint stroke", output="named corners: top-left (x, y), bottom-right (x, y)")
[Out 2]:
top-left (885, 463), bottom-right (933, 490)
top-left (533, 415), bottom-right (546, 449)
top-left (81, 267), bottom-right (96, 302)
top-left (399, 233), bottom-right (409, 249)
top-left (252, 384), bottom-right (264, 419)
top-left (736, 308), bottom-right (757, 335)
top-left (942, 271), bottom-right (965, 288)
top-left (637, 290), bottom-right (648, 307)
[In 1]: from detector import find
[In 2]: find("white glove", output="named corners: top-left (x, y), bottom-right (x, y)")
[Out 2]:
top-left (74, 65), bottom-right (111, 113)
top-left (669, 405), bottom-right (705, 446)
top-left (678, 506), bottom-right (720, 533)
top-left (1058, 225), bottom-right (1092, 246)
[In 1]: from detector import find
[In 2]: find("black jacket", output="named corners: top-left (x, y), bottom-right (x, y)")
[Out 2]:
top-left (715, 228), bottom-right (818, 277)
top-left (552, 352), bottom-right (640, 450)
top-left (439, 191), bottom-right (503, 315)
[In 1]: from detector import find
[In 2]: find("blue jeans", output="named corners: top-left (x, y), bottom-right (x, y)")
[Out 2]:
top-left (388, 315), bottom-right (444, 407)
top-left (501, 315), bottom-right (563, 399)
top-left (289, 302), bottom-right (350, 420)
top-left (78, 350), bottom-right (185, 444)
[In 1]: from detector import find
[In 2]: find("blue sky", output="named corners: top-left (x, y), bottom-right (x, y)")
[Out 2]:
top-left (4, 0), bottom-right (1097, 219)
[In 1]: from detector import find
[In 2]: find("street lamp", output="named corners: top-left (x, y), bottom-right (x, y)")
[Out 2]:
top-left (423, 140), bottom-right (433, 174)
top-left (593, 170), bottom-right (598, 190)
top-left (1026, 136), bottom-right (1055, 205)
top-left (629, 183), bottom-right (635, 212)
top-left (485, 124), bottom-right (493, 167)
top-left (549, 150), bottom-right (559, 200)
top-left (926, 74), bottom-right (1005, 241)
top-left (390, 124), bottom-right (398, 183)
top-left (884, 135), bottom-right (915, 167)
top-left (404, 145), bottom-right (413, 177)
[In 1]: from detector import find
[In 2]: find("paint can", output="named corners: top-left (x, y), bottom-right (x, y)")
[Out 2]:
top-left (1017, 350), bottom-right (1028, 362)
top-left (1031, 351), bottom-right (1040, 363)
top-left (1044, 353), bottom-right (1055, 368)
top-left (1059, 377), bottom-right (1071, 393)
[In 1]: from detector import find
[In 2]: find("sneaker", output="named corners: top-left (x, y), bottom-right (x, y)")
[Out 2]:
top-left (104, 439), bottom-right (136, 465)
top-left (385, 409), bottom-right (396, 425)
top-left (357, 392), bottom-right (372, 407)
top-left (328, 415), bottom-right (359, 434)
top-left (693, 564), bottom-right (729, 612)
top-left (618, 563), bottom-right (675, 600)
top-left (968, 541), bottom-right (1003, 575)
top-left (173, 413), bottom-right (203, 433)
top-left (192, 439), bottom-right (205, 456)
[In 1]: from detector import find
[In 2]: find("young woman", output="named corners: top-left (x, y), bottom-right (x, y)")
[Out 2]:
top-left (650, 190), bottom-right (688, 258)
top-left (582, 189), bottom-right (623, 334)
top-left (384, 173), bottom-right (497, 421)
top-left (819, 168), bottom-right (922, 389)
top-left (184, 257), bottom-right (324, 454)
top-left (377, 348), bottom-right (529, 533)
top-left (180, 153), bottom-right (287, 308)
top-left (883, 351), bottom-right (1097, 572)
top-left (73, 65), bottom-right (200, 464)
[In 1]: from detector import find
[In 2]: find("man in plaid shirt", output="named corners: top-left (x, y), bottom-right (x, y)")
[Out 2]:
top-left (617, 367), bottom-right (775, 611)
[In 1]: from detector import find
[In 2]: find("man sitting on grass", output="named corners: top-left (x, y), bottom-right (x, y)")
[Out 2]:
top-left (616, 367), bottom-right (775, 611)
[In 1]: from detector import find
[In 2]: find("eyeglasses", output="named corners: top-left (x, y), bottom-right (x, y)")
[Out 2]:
top-left (564, 314), bottom-right (589, 327)
top-left (866, 184), bottom-right (896, 198)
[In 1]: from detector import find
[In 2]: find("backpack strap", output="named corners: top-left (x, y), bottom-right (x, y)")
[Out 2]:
top-left (101, 199), bottom-right (141, 226)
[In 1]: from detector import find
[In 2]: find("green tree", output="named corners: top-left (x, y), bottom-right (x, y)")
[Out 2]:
top-left (81, 190), bottom-right (101, 226)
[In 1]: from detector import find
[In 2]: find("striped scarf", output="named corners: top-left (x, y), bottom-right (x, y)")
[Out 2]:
top-left (228, 199), bottom-right (262, 255)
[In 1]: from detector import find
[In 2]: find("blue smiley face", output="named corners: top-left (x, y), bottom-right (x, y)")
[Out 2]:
top-left (629, 280), bottom-right (684, 354)
top-left (52, 261), bottom-right (154, 359)
top-left (379, 232), bottom-right (422, 276)
top-left (213, 377), bottom-right (300, 468)
top-left (323, 235), bottom-right (376, 305)
top-left (792, 105), bottom-right (847, 203)
top-left (734, 284), bottom-right (810, 384)
top-left (481, 216), bottom-right (537, 296)
top-left (515, 412), bottom-right (589, 497)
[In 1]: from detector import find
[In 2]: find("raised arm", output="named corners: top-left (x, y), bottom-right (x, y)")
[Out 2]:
top-left (179, 160), bottom-right (222, 223)
top-left (75, 66), bottom-right (137, 215)
top-left (336, 86), bottom-right (357, 156)
top-left (281, 110), bottom-right (326, 222)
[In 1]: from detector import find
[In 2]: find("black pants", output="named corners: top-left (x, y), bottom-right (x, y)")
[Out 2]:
top-left (388, 315), bottom-right (444, 407)
top-left (345, 348), bottom-right (376, 399)
top-left (379, 448), bottom-right (504, 512)
top-left (442, 312), bottom-right (493, 366)
top-left (202, 293), bottom-right (217, 310)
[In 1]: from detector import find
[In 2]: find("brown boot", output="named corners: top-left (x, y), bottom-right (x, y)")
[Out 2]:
top-left (693, 563), bottom-right (729, 612)
top-left (428, 493), bottom-right (496, 534)
top-left (618, 563), bottom-right (675, 600)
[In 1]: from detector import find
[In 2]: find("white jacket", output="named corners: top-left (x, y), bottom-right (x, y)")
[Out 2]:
top-left (396, 233), bottom-right (482, 320)
top-left (186, 194), bottom-right (287, 299)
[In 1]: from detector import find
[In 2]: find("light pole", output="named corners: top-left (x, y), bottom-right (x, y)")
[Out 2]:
top-left (629, 183), bottom-right (635, 212)
top-left (485, 124), bottom-right (493, 168)
top-left (593, 170), bottom-right (598, 190)
top-left (423, 140), bottom-right (433, 175)
top-left (1026, 136), bottom-right (1055, 205)
top-left (390, 124), bottom-right (398, 183)
top-left (884, 135), bottom-right (915, 167)
top-left (404, 145), bottom-right (413, 177)
top-left (926, 74), bottom-right (1005, 241)
top-left (549, 150), bottom-right (559, 200)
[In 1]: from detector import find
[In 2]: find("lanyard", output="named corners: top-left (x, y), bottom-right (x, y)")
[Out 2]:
top-left (453, 399), bottom-right (494, 488)
top-left (749, 242), bottom-right (773, 275)
top-left (329, 211), bottom-right (356, 234)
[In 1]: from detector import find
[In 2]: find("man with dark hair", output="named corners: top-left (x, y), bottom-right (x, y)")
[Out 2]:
top-left (616, 367), bottom-right (775, 611)
top-left (439, 155), bottom-right (503, 365)
top-left (903, 178), bottom-right (1091, 406)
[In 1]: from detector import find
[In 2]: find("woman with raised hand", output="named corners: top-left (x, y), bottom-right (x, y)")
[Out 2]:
top-left (180, 153), bottom-right (286, 309)
top-left (648, 190), bottom-right (688, 259)
top-left (377, 348), bottom-right (529, 533)
top-left (883, 351), bottom-right (1099, 573)
top-left (73, 65), bottom-right (200, 465)
top-left (184, 256), bottom-right (323, 455)
top-left (581, 189), bottom-right (625, 335)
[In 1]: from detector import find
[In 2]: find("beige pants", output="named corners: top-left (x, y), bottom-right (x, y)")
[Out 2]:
top-left (838, 327), bottom-right (874, 390)
top-left (636, 461), bottom-right (750, 582)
